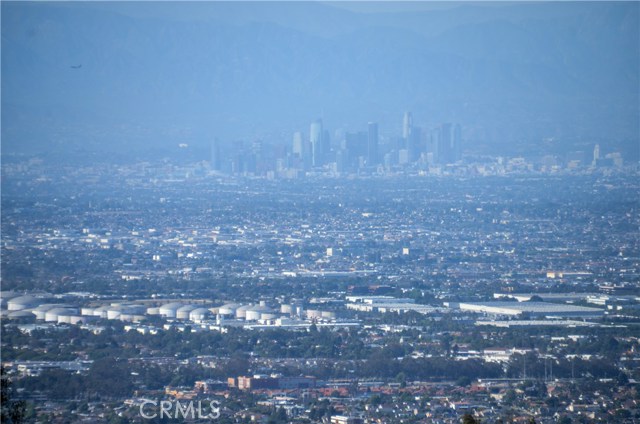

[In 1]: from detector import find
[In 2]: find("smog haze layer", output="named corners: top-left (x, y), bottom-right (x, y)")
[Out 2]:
top-left (2, 1), bottom-right (639, 161)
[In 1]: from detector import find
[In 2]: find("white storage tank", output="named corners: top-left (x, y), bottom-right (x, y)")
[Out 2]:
top-left (68, 315), bottom-right (86, 325)
top-left (8, 311), bottom-right (36, 321)
top-left (245, 310), bottom-right (260, 321)
top-left (280, 304), bottom-right (292, 314)
top-left (107, 306), bottom-right (124, 320)
top-left (57, 314), bottom-right (76, 324)
top-left (81, 307), bottom-right (95, 316)
top-left (32, 304), bottom-right (68, 320)
top-left (218, 303), bottom-right (239, 316)
top-left (158, 302), bottom-right (183, 318)
top-left (114, 305), bottom-right (142, 319)
top-left (235, 304), bottom-right (252, 319)
top-left (93, 305), bottom-right (111, 319)
top-left (176, 305), bottom-right (197, 320)
top-left (8, 295), bottom-right (41, 311)
top-left (321, 311), bottom-right (336, 319)
top-left (246, 305), bottom-right (272, 321)
top-left (306, 309), bottom-right (322, 319)
top-left (123, 305), bottom-right (147, 315)
top-left (0, 291), bottom-right (20, 309)
top-left (260, 312), bottom-right (278, 320)
top-left (45, 307), bottom-right (77, 322)
top-left (189, 308), bottom-right (212, 322)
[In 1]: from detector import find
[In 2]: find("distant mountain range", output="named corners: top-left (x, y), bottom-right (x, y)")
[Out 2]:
top-left (2, 1), bottom-right (638, 158)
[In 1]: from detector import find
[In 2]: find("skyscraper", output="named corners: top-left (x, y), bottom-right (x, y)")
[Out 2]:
top-left (310, 119), bottom-right (323, 167)
top-left (344, 131), bottom-right (367, 170)
top-left (292, 131), bottom-right (311, 169)
top-left (367, 122), bottom-right (378, 166)
top-left (453, 123), bottom-right (462, 163)
top-left (292, 131), bottom-right (304, 157)
top-left (408, 127), bottom-right (422, 162)
top-left (210, 138), bottom-right (221, 171)
top-left (322, 129), bottom-right (331, 164)
top-left (437, 123), bottom-right (462, 164)
top-left (426, 127), bottom-right (440, 164)
top-left (402, 112), bottom-right (413, 140)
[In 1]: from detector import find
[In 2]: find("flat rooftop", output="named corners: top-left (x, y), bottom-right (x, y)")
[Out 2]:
top-left (493, 293), bottom-right (599, 302)
top-left (475, 320), bottom-right (603, 328)
top-left (459, 301), bottom-right (604, 316)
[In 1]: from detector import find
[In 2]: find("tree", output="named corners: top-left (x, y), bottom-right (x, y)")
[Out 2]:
top-left (368, 393), bottom-right (383, 406)
top-left (86, 358), bottom-right (134, 397)
top-left (462, 413), bottom-right (479, 424)
top-left (617, 371), bottom-right (629, 385)
top-left (1, 367), bottom-right (27, 424)
top-left (226, 353), bottom-right (250, 376)
top-left (453, 344), bottom-right (460, 356)
top-left (456, 376), bottom-right (472, 387)
top-left (268, 406), bottom-right (288, 424)
top-left (502, 389), bottom-right (517, 405)
top-left (442, 333), bottom-right (453, 357)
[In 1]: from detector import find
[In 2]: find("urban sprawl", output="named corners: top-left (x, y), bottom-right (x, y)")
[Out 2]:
top-left (2, 114), bottom-right (639, 424)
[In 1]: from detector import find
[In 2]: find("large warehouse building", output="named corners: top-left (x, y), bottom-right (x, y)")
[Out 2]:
top-left (458, 301), bottom-right (604, 318)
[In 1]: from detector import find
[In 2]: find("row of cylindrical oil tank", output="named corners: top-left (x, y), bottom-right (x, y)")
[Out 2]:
top-left (2, 293), bottom-right (337, 324)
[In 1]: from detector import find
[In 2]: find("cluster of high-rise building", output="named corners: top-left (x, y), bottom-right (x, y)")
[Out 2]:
top-left (209, 112), bottom-right (462, 175)
top-left (203, 114), bottom-right (631, 179)
top-left (287, 113), bottom-right (462, 172)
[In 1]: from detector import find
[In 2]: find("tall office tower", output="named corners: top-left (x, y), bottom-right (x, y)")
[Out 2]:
top-left (251, 141), bottom-right (263, 173)
top-left (437, 123), bottom-right (462, 164)
top-left (252, 140), bottom-right (263, 155)
top-left (292, 132), bottom-right (304, 157)
top-left (426, 127), bottom-right (440, 164)
top-left (593, 144), bottom-right (600, 165)
top-left (402, 112), bottom-right (413, 140)
top-left (245, 152), bottom-right (257, 174)
top-left (335, 149), bottom-right (346, 173)
top-left (310, 119), bottom-right (323, 167)
top-left (345, 132), bottom-right (367, 157)
top-left (408, 127), bottom-right (422, 162)
top-left (344, 131), bottom-right (367, 169)
top-left (210, 138), bottom-right (221, 171)
top-left (322, 129), bottom-right (331, 163)
top-left (231, 154), bottom-right (244, 174)
top-left (453, 123), bottom-right (462, 162)
top-left (438, 123), bottom-right (453, 164)
top-left (367, 122), bottom-right (379, 166)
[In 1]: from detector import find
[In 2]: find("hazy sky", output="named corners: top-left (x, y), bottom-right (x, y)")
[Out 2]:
top-left (326, 1), bottom-right (509, 13)
top-left (2, 1), bottom-right (638, 158)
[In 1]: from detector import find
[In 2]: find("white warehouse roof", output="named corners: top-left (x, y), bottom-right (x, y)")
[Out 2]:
top-left (459, 301), bottom-right (604, 317)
